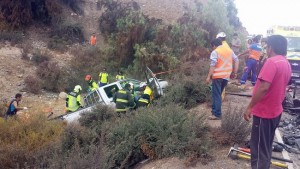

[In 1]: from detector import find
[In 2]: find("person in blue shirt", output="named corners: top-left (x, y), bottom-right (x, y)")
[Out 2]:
top-left (5, 93), bottom-right (27, 119)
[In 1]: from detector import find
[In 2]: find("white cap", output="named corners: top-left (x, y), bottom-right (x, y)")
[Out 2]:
top-left (139, 82), bottom-right (147, 88)
top-left (216, 32), bottom-right (226, 38)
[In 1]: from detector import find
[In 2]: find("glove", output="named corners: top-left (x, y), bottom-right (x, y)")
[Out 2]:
top-left (23, 107), bottom-right (28, 110)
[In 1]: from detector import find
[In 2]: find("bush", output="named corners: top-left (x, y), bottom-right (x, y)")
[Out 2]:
top-left (20, 44), bottom-right (31, 60)
top-left (157, 79), bottom-right (211, 109)
top-left (79, 105), bottom-right (115, 133)
top-left (212, 104), bottom-right (251, 145)
top-left (31, 124), bottom-right (105, 169)
top-left (0, 0), bottom-right (51, 29)
top-left (0, 114), bottom-right (64, 168)
top-left (24, 75), bottom-right (42, 94)
top-left (62, 0), bottom-right (84, 15)
top-left (0, 31), bottom-right (23, 44)
top-left (103, 104), bottom-right (211, 168)
top-left (31, 50), bottom-right (51, 65)
top-left (50, 23), bottom-right (84, 43)
top-left (60, 124), bottom-right (98, 153)
top-left (47, 23), bottom-right (84, 52)
top-left (36, 61), bottom-right (63, 92)
top-left (0, 101), bottom-right (7, 117)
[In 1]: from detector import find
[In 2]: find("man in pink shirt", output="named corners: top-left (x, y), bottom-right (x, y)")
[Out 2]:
top-left (243, 35), bottom-right (291, 169)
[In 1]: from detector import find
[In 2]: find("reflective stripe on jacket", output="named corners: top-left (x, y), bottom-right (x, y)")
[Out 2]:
top-left (113, 89), bottom-right (134, 112)
top-left (67, 91), bottom-right (81, 112)
top-left (212, 45), bottom-right (233, 79)
top-left (99, 72), bottom-right (108, 83)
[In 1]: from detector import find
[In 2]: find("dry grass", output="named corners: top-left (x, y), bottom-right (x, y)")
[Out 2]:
top-left (0, 113), bottom-right (64, 168)
top-left (211, 104), bottom-right (251, 145)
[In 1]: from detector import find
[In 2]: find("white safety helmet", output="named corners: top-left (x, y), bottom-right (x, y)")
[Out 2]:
top-left (74, 85), bottom-right (82, 92)
top-left (139, 82), bottom-right (147, 88)
top-left (216, 32), bottom-right (226, 38)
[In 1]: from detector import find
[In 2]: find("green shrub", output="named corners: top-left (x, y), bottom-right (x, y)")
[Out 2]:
top-left (60, 124), bottom-right (98, 153)
top-left (79, 105), bottom-right (115, 133)
top-left (157, 80), bottom-right (211, 109)
top-left (103, 104), bottom-right (211, 168)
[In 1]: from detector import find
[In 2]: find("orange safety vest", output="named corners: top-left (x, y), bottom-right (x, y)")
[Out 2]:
top-left (249, 50), bottom-right (262, 61)
top-left (212, 45), bottom-right (233, 79)
top-left (90, 36), bottom-right (96, 45)
top-left (222, 41), bottom-right (231, 51)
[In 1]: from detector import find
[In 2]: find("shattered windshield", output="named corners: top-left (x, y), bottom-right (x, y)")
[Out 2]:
top-left (287, 37), bottom-right (300, 52)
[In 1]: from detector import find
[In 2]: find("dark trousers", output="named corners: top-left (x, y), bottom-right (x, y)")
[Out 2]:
top-left (99, 82), bottom-right (107, 87)
top-left (240, 58), bottom-right (258, 85)
top-left (211, 79), bottom-right (228, 118)
top-left (250, 114), bottom-right (281, 169)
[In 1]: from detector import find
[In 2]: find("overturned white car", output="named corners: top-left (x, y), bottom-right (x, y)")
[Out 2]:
top-left (56, 67), bottom-right (167, 123)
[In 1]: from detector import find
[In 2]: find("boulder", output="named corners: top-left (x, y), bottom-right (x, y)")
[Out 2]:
top-left (59, 92), bottom-right (68, 99)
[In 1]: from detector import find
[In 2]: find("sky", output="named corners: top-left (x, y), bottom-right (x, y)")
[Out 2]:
top-left (234, 0), bottom-right (300, 35)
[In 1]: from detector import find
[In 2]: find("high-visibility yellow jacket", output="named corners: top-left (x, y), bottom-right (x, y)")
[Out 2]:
top-left (116, 75), bottom-right (125, 81)
top-left (212, 45), bottom-right (233, 79)
top-left (144, 86), bottom-right (153, 98)
top-left (113, 89), bottom-right (134, 112)
top-left (99, 72), bottom-right (108, 83)
top-left (88, 79), bottom-right (99, 91)
top-left (66, 91), bottom-right (81, 112)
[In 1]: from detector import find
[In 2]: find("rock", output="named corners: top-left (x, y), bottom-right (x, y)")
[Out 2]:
top-left (17, 74), bottom-right (23, 78)
top-left (59, 92), bottom-right (68, 99)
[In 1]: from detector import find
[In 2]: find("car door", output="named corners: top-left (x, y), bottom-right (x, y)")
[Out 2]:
top-left (145, 67), bottom-right (163, 98)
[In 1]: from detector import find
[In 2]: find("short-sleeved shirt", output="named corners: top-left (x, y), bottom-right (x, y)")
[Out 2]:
top-left (252, 55), bottom-right (291, 118)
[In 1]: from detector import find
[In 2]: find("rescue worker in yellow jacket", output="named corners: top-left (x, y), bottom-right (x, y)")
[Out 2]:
top-left (116, 71), bottom-right (125, 81)
top-left (85, 75), bottom-right (99, 92)
top-left (113, 83), bottom-right (135, 114)
top-left (137, 82), bottom-right (153, 107)
top-left (66, 85), bottom-right (83, 112)
top-left (99, 68), bottom-right (109, 87)
top-left (206, 38), bottom-right (239, 120)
